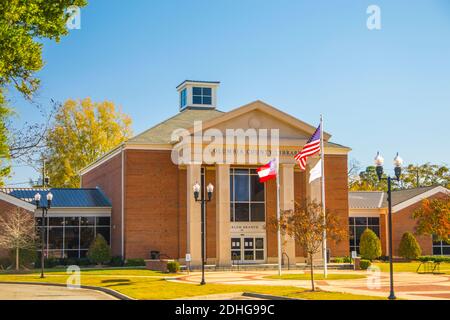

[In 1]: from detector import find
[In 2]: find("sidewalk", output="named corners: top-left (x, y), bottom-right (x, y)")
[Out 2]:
top-left (172, 270), bottom-right (450, 300)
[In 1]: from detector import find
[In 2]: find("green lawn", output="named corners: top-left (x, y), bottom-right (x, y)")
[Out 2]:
top-left (0, 268), bottom-right (382, 300)
top-left (373, 262), bottom-right (450, 274)
top-left (265, 273), bottom-right (366, 281)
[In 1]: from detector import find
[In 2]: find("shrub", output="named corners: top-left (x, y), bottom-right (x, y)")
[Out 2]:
top-left (398, 232), bottom-right (422, 260)
top-left (109, 256), bottom-right (124, 267)
top-left (332, 257), bottom-right (345, 263)
top-left (87, 234), bottom-right (111, 265)
top-left (124, 258), bottom-right (145, 267)
top-left (359, 259), bottom-right (371, 270)
top-left (418, 256), bottom-right (450, 263)
top-left (359, 229), bottom-right (382, 260)
top-left (167, 261), bottom-right (180, 273)
top-left (343, 256), bottom-right (352, 263)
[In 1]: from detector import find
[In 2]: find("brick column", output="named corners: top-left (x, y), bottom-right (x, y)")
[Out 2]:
top-left (215, 164), bottom-right (231, 267)
top-left (186, 163), bottom-right (202, 266)
top-left (280, 163), bottom-right (297, 266)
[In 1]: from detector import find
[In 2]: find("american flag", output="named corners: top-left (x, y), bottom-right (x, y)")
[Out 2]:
top-left (294, 124), bottom-right (321, 170)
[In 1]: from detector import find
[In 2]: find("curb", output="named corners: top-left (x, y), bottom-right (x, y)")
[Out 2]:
top-left (0, 281), bottom-right (134, 300)
top-left (242, 292), bottom-right (304, 300)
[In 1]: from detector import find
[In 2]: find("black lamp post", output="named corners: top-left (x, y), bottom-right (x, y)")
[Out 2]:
top-left (193, 181), bottom-right (214, 285)
top-left (34, 191), bottom-right (53, 279)
top-left (374, 152), bottom-right (403, 300)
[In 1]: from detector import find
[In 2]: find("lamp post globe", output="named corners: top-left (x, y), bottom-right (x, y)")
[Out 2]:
top-left (46, 192), bottom-right (53, 208)
top-left (374, 152), bottom-right (384, 180)
top-left (193, 182), bottom-right (200, 200)
top-left (34, 193), bottom-right (41, 206)
top-left (393, 153), bottom-right (403, 180)
top-left (206, 183), bottom-right (214, 201)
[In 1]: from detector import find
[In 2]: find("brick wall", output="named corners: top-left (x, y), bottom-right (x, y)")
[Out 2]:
top-left (266, 178), bottom-right (278, 259)
top-left (205, 168), bottom-right (216, 260)
top-left (391, 193), bottom-right (448, 256)
top-left (294, 170), bottom-right (306, 258)
top-left (324, 155), bottom-right (349, 257)
top-left (124, 150), bottom-right (180, 259)
top-left (81, 152), bottom-right (123, 256)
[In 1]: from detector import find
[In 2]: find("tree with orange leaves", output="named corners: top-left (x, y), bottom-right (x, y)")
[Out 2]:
top-left (270, 200), bottom-right (346, 291)
top-left (413, 194), bottom-right (450, 243)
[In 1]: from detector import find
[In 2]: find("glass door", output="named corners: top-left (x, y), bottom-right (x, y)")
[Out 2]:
top-left (231, 236), bottom-right (265, 263)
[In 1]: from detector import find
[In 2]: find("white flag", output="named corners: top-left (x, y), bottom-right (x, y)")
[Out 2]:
top-left (309, 159), bottom-right (322, 183)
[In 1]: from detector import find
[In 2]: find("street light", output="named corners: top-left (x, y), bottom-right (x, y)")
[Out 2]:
top-left (374, 152), bottom-right (403, 300)
top-left (35, 191), bottom-right (53, 279)
top-left (193, 181), bottom-right (214, 285)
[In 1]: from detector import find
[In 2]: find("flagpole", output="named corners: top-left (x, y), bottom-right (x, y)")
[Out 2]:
top-left (276, 155), bottom-right (282, 276)
top-left (320, 115), bottom-right (328, 278)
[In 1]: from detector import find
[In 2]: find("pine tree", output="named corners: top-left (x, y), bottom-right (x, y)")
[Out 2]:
top-left (359, 229), bottom-right (382, 260)
top-left (398, 232), bottom-right (422, 260)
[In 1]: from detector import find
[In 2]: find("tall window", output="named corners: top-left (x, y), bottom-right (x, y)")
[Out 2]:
top-left (36, 216), bottom-right (111, 259)
top-left (432, 235), bottom-right (450, 255)
top-left (230, 168), bottom-right (265, 222)
top-left (349, 217), bottom-right (380, 254)
top-left (192, 87), bottom-right (212, 105)
top-left (180, 88), bottom-right (187, 108)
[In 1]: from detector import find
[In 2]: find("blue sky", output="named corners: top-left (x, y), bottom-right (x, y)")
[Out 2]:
top-left (7, 0), bottom-right (450, 185)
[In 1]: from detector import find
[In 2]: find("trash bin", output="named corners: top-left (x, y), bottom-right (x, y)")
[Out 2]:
top-left (150, 251), bottom-right (160, 260)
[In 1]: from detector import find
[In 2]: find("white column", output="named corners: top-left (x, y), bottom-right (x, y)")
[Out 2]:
top-left (215, 164), bottom-right (231, 267)
top-left (186, 163), bottom-right (202, 266)
top-left (280, 163), bottom-right (296, 266)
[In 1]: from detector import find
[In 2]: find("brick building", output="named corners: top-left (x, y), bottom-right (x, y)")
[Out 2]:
top-left (349, 186), bottom-right (449, 257)
top-left (80, 80), bottom-right (351, 267)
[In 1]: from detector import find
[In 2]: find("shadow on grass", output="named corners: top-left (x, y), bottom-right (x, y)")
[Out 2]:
top-left (101, 279), bottom-right (131, 284)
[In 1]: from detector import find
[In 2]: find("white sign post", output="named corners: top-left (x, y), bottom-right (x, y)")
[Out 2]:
top-left (185, 254), bottom-right (191, 274)
top-left (351, 251), bottom-right (358, 270)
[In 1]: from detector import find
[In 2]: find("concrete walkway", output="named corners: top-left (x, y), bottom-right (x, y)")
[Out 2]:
top-left (0, 283), bottom-right (117, 300)
top-left (172, 270), bottom-right (450, 300)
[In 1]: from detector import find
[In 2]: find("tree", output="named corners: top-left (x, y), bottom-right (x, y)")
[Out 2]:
top-left (273, 200), bottom-right (346, 291)
top-left (349, 162), bottom-right (450, 191)
top-left (402, 163), bottom-right (449, 189)
top-left (0, 0), bottom-right (87, 100)
top-left (0, 208), bottom-right (37, 271)
top-left (398, 232), bottom-right (421, 260)
top-left (87, 234), bottom-right (111, 265)
top-left (45, 98), bottom-right (132, 187)
top-left (413, 194), bottom-right (450, 243)
top-left (349, 166), bottom-right (389, 191)
top-left (359, 229), bottom-right (382, 260)
top-left (0, 91), bottom-right (11, 185)
top-left (0, 0), bottom-right (87, 184)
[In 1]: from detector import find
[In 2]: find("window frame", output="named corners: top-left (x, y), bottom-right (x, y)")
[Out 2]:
top-left (349, 216), bottom-right (380, 254)
top-left (192, 87), bottom-right (212, 105)
top-left (230, 168), bottom-right (266, 222)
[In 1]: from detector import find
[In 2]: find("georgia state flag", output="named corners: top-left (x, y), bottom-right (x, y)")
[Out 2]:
top-left (257, 159), bottom-right (277, 183)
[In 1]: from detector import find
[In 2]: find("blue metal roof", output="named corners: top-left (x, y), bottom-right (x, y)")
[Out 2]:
top-left (0, 188), bottom-right (112, 208)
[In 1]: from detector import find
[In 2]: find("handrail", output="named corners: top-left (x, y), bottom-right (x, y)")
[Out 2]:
top-left (282, 252), bottom-right (290, 270)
